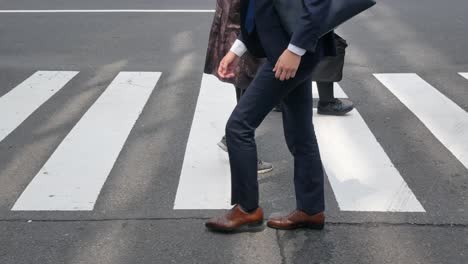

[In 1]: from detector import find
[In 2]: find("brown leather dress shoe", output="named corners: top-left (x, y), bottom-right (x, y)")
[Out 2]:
top-left (205, 205), bottom-right (264, 233)
top-left (267, 210), bottom-right (325, 230)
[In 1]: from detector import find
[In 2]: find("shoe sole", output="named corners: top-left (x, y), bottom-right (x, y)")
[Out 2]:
top-left (266, 222), bottom-right (324, 230)
top-left (258, 166), bottom-right (274, 174)
top-left (217, 142), bottom-right (228, 152)
top-left (206, 220), bottom-right (265, 233)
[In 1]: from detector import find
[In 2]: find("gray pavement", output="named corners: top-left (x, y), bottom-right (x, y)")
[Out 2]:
top-left (0, 0), bottom-right (467, 263)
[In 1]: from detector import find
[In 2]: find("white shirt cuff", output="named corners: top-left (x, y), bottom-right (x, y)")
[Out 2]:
top-left (287, 44), bottom-right (307, 56)
top-left (230, 39), bottom-right (247, 57)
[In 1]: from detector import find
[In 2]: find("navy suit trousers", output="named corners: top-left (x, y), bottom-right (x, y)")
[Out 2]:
top-left (226, 51), bottom-right (325, 215)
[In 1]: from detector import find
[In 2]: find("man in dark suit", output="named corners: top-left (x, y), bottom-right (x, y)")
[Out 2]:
top-left (205, 0), bottom-right (335, 232)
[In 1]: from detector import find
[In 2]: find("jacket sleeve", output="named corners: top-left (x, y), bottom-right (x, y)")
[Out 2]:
top-left (290, 0), bottom-right (331, 53)
top-left (237, 32), bottom-right (244, 43)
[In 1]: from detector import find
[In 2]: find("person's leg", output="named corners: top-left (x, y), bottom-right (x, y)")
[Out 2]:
top-left (218, 85), bottom-right (274, 173)
top-left (265, 79), bottom-right (327, 231)
top-left (316, 81), bottom-right (335, 103)
top-left (282, 80), bottom-right (324, 215)
top-left (235, 86), bottom-right (244, 103)
top-left (226, 60), bottom-right (316, 211)
top-left (273, 102), bottom-right (283, 112)
top-left (276, 81), bottom-right (335, 113)
top-left (316, 81), bottom-right (355, 115)
top-left (217, 86), bottom-right (245, 152)
top-left (206, 53), bottom-right (322, 232)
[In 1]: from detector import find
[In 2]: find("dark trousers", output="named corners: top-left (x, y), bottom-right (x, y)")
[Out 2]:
top-left (317, 82), bottom-right (335, 103)
top-left (235, 86), bottom-right (245, 102)
top-left (226, 55), bottom-right (325, 215)
top-left (274, 81), bottom-right (335, 112)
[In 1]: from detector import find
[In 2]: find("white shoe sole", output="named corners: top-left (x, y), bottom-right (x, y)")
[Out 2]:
top-left (258, 166), bottom-right (274, 174)
top-left (218, 141), bottom-right (273, 174)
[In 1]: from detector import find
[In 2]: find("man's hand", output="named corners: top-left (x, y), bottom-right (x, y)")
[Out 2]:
top-left (273, 49), bottom-right (302, 81)
top-left (218, 51), bottom-right (239, 78)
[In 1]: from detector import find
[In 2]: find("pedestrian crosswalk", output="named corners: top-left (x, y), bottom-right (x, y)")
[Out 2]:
top-left (0, 71), bottom-right (78, 142)
top-left (12, 72), bottom-right (161, 211)
top-left (173, 74), bottom-right (234, 209)
top-left (1, 70), bottom-right (467, 213)
top-left (375, 73), bottom-right (468, 171)
top-left (174, 74), bottom-right (425, 212)
top-left (314, 110), bottom-right (425, 212)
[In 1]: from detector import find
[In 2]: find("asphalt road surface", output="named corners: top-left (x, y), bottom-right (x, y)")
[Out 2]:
top-left (0, 0), bottom-right (467, 263)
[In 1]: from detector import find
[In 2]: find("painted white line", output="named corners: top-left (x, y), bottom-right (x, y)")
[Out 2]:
top-left (375, 73), bottom-right (468, 170)
top-left (175, 75), bottom-right (423, 211)
top-left (312, 82), bottom-right (348, 99)
top-left (314, 109), bottom-right (425, 212)
top-left (459, 72), bottom-right (468, 79)
top-left (0, 9), bottom-right (215, 13)
top-left (174, 74), bottom-right (235, 209)
top-left (0, 71), bottom-right (78, 142)
top-left (12, 72), bottom-right (161, 211)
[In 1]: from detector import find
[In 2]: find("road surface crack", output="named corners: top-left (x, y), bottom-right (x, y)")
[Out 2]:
top-left (275, 230), bottom-right (288, 264)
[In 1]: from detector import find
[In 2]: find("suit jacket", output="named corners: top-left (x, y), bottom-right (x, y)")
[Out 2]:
top-left (238, 0), bottom-right (336, 62)
top-left (204, 0), bottom-right (345, 90)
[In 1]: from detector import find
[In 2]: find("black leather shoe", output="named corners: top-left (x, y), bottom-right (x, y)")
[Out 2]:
top-left (317, 99), bottom-right (354, 116)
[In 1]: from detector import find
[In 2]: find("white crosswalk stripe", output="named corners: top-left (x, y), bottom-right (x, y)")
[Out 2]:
top-left (174, 74), bottom-right (234, 209)
top-left (1, 70), bottom-right (466, 212)
top-left (0, 71), bottom-right (78, 142)
top-left (314, 109), bottom-right (425, 212)
top-left (375, 73), bottom-right (468, 171)
top-left (174, 74), bottom-right (425, 211)
top-left (173, 77), bottom-right (351, 209)
top-left (12, 72), bottom-right (161, 211)
top-left (312, 82), bottom-right (348, 98)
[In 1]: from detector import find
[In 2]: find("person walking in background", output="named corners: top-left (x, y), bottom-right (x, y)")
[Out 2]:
top-left (205, 0), bottom-right (337, 233)
top-left (204, 0), bottom-right (354, 168)
top-left (274, 34), bottom-right (353, 114)
top-left (204, 0), bottom-right (273, 174)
